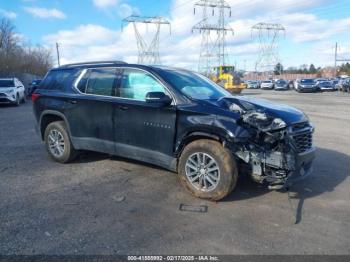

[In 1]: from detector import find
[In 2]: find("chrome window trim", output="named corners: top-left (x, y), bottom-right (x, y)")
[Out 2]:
top-left (73, 66), bottom-right (177, 105)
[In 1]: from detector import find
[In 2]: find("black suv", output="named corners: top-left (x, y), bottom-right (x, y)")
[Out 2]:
top-left (33, 61), bottom-right (315, 200)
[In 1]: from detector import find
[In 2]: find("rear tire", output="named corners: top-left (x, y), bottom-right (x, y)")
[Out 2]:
top-left (178, 139), bottom-right (238, 201)
top-left (44, 121), bottom-right (77, 163)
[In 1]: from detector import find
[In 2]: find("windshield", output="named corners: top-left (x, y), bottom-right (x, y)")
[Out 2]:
top-left (301, 79), bottom-right (315, 84)
top-left (0, 80), bottom-right (14, 88)
top-left (277, 80), bottom-right (287, 84)
top-left (262, 81), bottom-right (272, 83)
top-left (159, 69), bottom-right (231, 100)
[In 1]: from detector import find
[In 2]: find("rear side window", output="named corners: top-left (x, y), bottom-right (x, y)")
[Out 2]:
top-left (40, 69), bottom-right (76, 90)
top-left (85, 68), bottom-right (117, 96)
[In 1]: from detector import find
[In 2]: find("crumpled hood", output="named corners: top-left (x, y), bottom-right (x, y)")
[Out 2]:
top-left (216, 96), bottom-right (308, 125)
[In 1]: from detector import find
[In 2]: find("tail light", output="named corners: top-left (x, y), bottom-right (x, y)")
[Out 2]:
top-left (31, 93), bottom-right (41, 102)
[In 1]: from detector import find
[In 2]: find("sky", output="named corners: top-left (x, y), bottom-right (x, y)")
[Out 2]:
top-left (1, 0), bottom-right (350, 71)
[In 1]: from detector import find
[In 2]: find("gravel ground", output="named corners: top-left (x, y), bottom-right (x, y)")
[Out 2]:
top-left (0, 90), bottom-right (349, 255)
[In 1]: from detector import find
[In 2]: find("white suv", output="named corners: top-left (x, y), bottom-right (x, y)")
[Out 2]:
top-left (0, 78), bottom-right (26, 106)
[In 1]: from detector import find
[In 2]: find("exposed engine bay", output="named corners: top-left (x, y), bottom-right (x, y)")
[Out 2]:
top-left (219, 97), bottom-right (315, 189)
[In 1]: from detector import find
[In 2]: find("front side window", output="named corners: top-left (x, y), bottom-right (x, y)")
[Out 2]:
top-left (159, 69), bottom-right (231, 100)
top-left (85, 68), bottom-right (117, 96)
top-left (117, 69), bottom-right (165, 101)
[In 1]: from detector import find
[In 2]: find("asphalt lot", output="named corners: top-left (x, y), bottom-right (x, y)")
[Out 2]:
top-left (0, 90), bottom-right (349, 255)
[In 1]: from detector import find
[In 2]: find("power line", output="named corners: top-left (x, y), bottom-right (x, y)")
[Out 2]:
top-left (192, 0), bottom-right (234, 74)
top-left (122, 15), bottom-right (171, 65)
top-left (251, 22), bottom-right (285, 74)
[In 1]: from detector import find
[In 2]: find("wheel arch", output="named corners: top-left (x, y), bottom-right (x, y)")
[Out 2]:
top-left (39, 110), bottom-right (71, 141)
top-left (175, 131), bottom-right (230, 158)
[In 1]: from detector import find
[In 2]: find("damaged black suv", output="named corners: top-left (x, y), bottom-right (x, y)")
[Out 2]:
top-left (33, 61), bottom-right (315, 200)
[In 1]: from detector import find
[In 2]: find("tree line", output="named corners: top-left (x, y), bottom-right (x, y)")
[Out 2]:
top-left (338, 62), bottom-right (350, 75)
top-left (0, 18), bottom-right (53, 78)
top-left (274, 62), bottom-right (350, 76)
top-left (274, 63), bottom-right (322, 76)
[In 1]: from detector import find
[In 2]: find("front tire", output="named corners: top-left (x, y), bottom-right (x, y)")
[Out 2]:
top-left (178, 139), bottom-right (238, 201)
top-left (44, 121), bottom-right (77, 163)
top-left (14, 94), bottom-right (20, 106)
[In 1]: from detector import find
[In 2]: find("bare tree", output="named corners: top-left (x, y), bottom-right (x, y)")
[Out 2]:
top-left (0, 18), bottom-right (53, 77)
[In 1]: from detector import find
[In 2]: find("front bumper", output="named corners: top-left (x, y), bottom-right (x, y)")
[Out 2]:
top-left (0, 93), bottom-right (16, 103)
top-left (298, 86), bottom-right (319, 92)
top-left (282, 147), bottom-right (316, 188)
top-left (275, 86), bottom-right (289, 90)
top-left (261, 86), bottom-right (274, 89)
top-left (320, 87), bottom-right (336, 92)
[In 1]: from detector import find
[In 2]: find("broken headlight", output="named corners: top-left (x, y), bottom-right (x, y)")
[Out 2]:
top-left (269, 118), bottom-right (287, 130)
top-left (242, 111), bottom-right (286, 132)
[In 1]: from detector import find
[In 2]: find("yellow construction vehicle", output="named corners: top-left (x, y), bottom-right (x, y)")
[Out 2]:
top-left (210, 65), bottom-right (246, 94)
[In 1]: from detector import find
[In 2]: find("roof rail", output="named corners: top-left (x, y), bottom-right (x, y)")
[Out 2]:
top-left (60, 61), bottom-right (127, 68)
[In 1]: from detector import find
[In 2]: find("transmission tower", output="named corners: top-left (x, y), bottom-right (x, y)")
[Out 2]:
top-left (251, 22), bottom-right (285, 74)
top-left (192, 0), bottom-right (234, 75)
top-left (122, 15), bottom-right (171, 64)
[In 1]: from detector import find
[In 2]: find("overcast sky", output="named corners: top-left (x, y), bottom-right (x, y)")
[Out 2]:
top-left (1, 0), bottom-right (350, 70)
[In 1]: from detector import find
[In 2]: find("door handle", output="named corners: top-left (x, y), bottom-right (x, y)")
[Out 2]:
top-left (68, 100), bottom-right (77, 104)
top-left (118, 105), bottom-right (128, 110)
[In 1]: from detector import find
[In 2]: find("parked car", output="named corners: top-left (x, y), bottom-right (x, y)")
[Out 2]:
top-left (0, 78), bottom-right (26, 105)
top-left (247, 80), bottom-right (260, 89)
top-left (315, 78), bottom-right (328, 85)
top-left (28, 79), bottom-right (42, 96)
top-left (288, 80), bottom-right (294, 89)
top-left (317, 81), bottom-right (336, 92)
top-left (295, 79), bottom-right (319, 93)
top-left (335, 79), bottom-right (345, 91)
top-left (260, 80), bottom-right (274, 90)
top-left (340, 78), bottom-right (350, 92)
top-left (274, 79), bottom-right (289, 90)
top-left (33, 61), bottom-right (315, 200)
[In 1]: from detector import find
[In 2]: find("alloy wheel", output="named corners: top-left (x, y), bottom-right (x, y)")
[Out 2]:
top-left (185, 152), bottom-right (220, 192)
top-left (48, 129), bottom-right (65, 158)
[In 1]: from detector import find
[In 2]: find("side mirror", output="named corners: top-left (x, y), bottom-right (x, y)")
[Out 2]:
top-left (145, 92), bottom-right (172, 106)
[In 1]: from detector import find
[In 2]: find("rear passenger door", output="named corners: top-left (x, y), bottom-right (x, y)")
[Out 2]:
top-left (65, 67), bottom-right (118, 154)
top-left (113, 68), bottom-right (177, 167)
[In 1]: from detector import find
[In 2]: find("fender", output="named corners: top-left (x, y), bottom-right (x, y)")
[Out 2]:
top-left (39, 110), bottom-right (72, 140)
top-left (174, 130), bottom-right (228, 157)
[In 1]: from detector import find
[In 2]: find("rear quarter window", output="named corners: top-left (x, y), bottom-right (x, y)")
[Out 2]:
top-left (40, 69), bottom-right (79, 91)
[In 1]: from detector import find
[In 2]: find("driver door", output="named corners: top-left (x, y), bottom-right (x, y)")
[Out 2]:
top-left (113, 68), bottom-right (177, 168)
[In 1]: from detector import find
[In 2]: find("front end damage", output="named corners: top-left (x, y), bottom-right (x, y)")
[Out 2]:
top-left (221, 98), bottom-right (316, 189)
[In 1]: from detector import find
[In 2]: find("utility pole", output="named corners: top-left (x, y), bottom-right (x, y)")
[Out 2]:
top-left (122, 15), bottom-right (171, 65)
top-left (56, 42), bottom-right (60, 67)
top-left (334, 42), bottom-right (338, 77)
top-left (251, 23), bottom-right (285, 75)
top-left (334, 42), bottom-right (350, 77)
top-left (192, 0), bottom-right (234, 75)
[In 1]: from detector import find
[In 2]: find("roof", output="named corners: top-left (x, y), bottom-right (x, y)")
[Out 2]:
top-left (58, 61), bottom-right (127, 69)
top-left (54, 61), bottom-right (193, 75)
